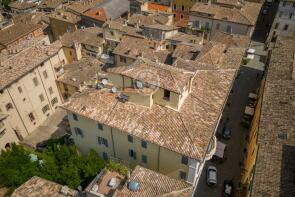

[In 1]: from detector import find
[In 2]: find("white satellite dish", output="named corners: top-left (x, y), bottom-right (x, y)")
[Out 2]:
top-left (111, 87), bottom-right (117, 93)
top-left (102, 79), bottom-right (108, 85)
top-left (136, 81), bottom-right (143, 89)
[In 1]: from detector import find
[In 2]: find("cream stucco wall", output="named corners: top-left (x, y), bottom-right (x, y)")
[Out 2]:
top-left (114, 54), bottom-right (136, 67)
top-left (0, 49), bottom-right (65, 147)
top-left (0, 117), bottom-right (19, 151)
top-left (67, 111), bottom-right (200, 183)
top-left (189, 14), bottom-right (253, 36)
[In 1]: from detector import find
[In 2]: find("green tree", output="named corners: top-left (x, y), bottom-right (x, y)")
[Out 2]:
top-left (0, 142), bottom-right (105, 193)
top-left (0, 144), bottom-right (41, 188)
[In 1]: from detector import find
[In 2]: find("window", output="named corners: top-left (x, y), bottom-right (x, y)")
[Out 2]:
top-left (74, 127), bottom-right (83, 137)
top-left (48, 87), bottom-right (53, 95)
top-left (274, 23), bottom-right (279, 29)
top-left (42, 105), bottom-right (49, 114)
top-left (216, 23), bottom-right (220, 30)
top-left (120, 56), bottom-right (127, 63)
top-left (51, 97), bottom-right (58, 106)
top-left (163, 89), bottom-right (170, 101)
top-left (181, 156), bottom-right (188, 165)
top-left (28, 112), bottom-right (35, 122)
top-left (102, 152), bottom-right (108, 160)
top-left (181, 5), bottom-right (184, 11)
top-left (98, 123), bottom-right (103, 130)
top-left (205, 22), bottom-right (210, 29)
top-left (18, 86), bottom-right (23, 93)
top-left (73, 113), bottom-right (78, 121)
top-left (128, 135), bottom-right (133, 143)
top-left (195, 21), bottom-right (200, 28)
top-left (142, 155), bottom-right (147, 164)
top-left (284, 24), bottom-right (289, 30)
top-left (43, 70), bottom-right (48, 79)
top-left (5, 103), bottom-right (13, 111)
top-left (173, 4), bottom-right (176, 10)
top-left (0, 129), bottom-right (6, 138)
top-left (110, 31), bottom-right (114, 36)
top-left (39, 94), bottom-right (45, 102)
top-left (289, 13), bottom-right (293, 19)
top-left (279, 11), bottom-right (283, 17)
top-left (33, 77), bottom-right (39, 86)
top-left (128, 149), bottom-right (136, 160)
top-left (179, 171), bottom-right (186, 180)
top-left (226, 25), bottom-right (232, 33)
top-left (180, 14), bottom-right (184, 19)
top-left (141, 140), bottom-right (147, 148)
top-left (98, 136), bottom-right (108, 147)
top-left (69, 51), bottom-right (73, 56)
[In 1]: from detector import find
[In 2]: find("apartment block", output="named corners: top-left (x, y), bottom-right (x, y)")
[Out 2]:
top-left (268, 0), bottom-right (295, 43)
top-left (60, 27), bottom-right (104, 63)
top-left (49, 11), bottom-right (81, 40)
top-left (56, 57), bottom-right (107, 102)
top-left (113, 36), bottom-right (170, 66)
top-left (189, 0), bottom-right (261, 37)
top-left (62, 55), bottom-right (236, 185)
top-left (0, 40), bottom-right (66, 150)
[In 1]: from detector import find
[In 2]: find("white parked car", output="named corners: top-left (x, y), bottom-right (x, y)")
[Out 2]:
top-left (207, 165), bottom-right (217, 186)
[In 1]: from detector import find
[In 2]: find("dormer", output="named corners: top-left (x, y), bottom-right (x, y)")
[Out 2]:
top-left (108, 59), bottom-right (194, 111)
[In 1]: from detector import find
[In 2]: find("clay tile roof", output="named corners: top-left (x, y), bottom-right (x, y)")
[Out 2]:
top-left (196, 41), bottom-right (227, 65)
top-left (172, 43), bottom-right (202, 60)
top-left (108, 58), bottom-right (194, 93)
top-left (147, 2), bottom-right (170, 12)
top-left (0, 41), bottom-right (62, 90)
top-left (66, 0), bottom-right (104, 15)
top-left (0, 23), bottom-right (42, 46)
top-left (38, 0), bottom-right (65, 9)
top-left (62, 68), bottom-right (236, 160)
top-left (57, 57), bottom-right (106, 87)
top-left (83, 7), bottom-right (107, 22)
top-left (9, 1), bottom-right (36, 10)
top-left (251, 36), bottom-right (295, 196)
top-left (210, 31), bottom-right (250, 48)
top-left (115, 166), bottom-right (193, 197)
top-left (11, 176), bottom-right (77, 197)
top-left (60, 27), bottom-right (103, 47)
top-left (113, 36), bottom-right (169, 63)
top-left (190, 2), bottom-right (261, 25)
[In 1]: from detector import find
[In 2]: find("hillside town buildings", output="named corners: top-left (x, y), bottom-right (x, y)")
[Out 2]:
top-left (2, 0), bottom-right (294, 196)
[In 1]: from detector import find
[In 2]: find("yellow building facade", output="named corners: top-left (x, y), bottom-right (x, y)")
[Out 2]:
top-left (241, 79), bottom-right (265, 196)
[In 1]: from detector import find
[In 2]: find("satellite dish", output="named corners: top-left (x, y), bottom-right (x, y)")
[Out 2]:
top-left (136, 81), bottom-right (143, 89)
top-left (102, 79), bottom-right (108, 85)
top-left (111, 87), bottom-right (117, 93)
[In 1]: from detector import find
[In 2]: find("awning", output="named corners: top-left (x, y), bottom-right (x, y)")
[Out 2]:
top-left (247, 48), bottom-right (255, 54)
top-left (247, 54), bottom-right (255, 59)
top-left (214, 141), bottom-right (226, 158)
top-left (244, 106), bottom-right (255, 116)
top-left (248, 93), bottom-right (257, 100)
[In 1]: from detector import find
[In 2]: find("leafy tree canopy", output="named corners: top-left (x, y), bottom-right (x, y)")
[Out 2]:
top-left (0, 142), bottom-right (105, 193)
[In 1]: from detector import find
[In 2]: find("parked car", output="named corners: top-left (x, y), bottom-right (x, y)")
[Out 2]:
top-left (223, 180), bottom-right (234, 197)
top-left (207, 166), bottom-right (217, 186)
top-left (222, 127), bottom-right (231, 139)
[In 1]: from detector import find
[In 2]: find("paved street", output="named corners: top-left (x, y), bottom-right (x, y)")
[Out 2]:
top-left (21, 108), bottom-right (69, 148)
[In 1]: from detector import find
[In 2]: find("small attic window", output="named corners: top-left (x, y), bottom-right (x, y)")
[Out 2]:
top-left (96, 12), bottom-right (100, 16)
top-left (278, 132), bottom-right (288, 140)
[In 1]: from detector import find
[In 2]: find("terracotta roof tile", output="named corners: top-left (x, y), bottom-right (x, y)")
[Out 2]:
top-left (62, 68), bottom-right (236, 160)
top-left (11, 176), bottom-right (77, 197)
top-left (115, 166), bottom-right (192, 197)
